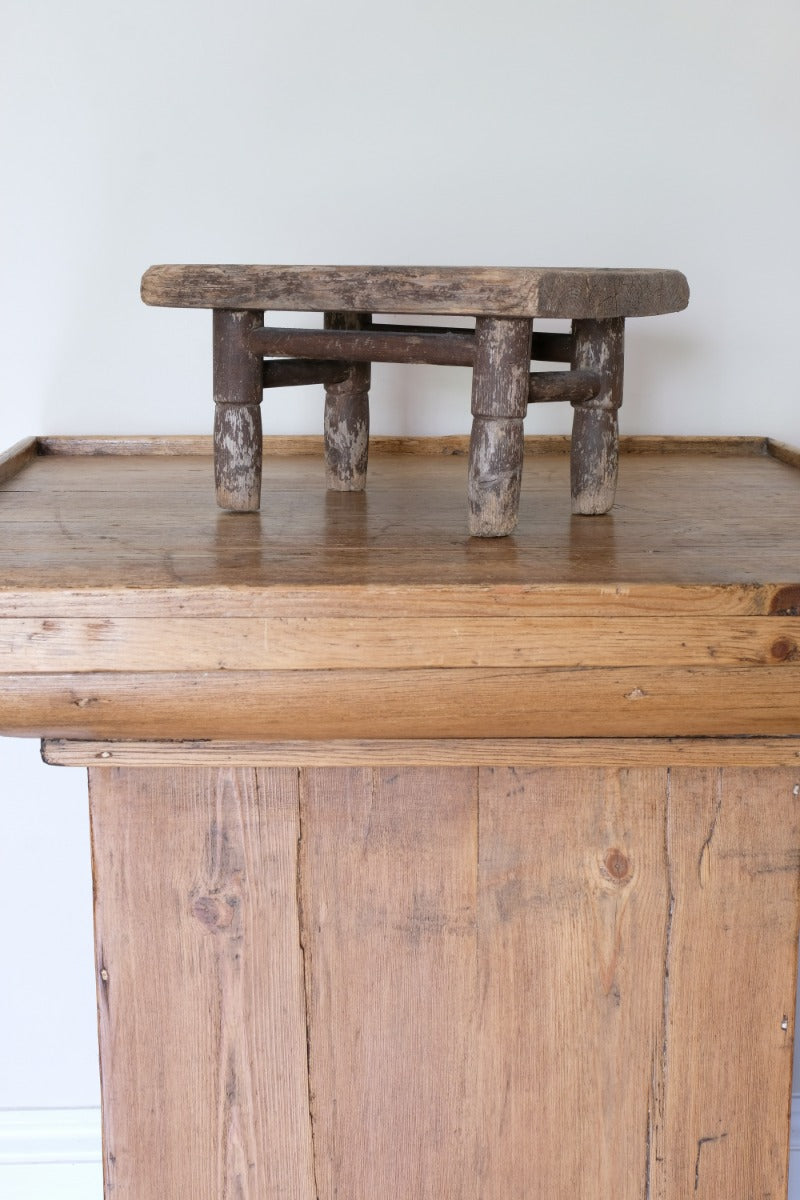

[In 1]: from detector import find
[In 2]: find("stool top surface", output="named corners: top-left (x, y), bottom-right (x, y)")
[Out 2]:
top-left (141, 265), bottom-right (689, 319)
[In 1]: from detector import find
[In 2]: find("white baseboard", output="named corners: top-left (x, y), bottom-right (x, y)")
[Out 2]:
top-left (0, 1109), bottom-right (102, 1200)
top-left (0, 1107), bottom-right (101, 1165)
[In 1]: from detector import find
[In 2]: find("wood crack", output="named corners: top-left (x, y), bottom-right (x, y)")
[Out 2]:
top-left (296, 769), bottom-right (320, 1200)
top-left (697, 771), bottom-right (723, 887)
top-left (644, 1103), bottom-right (652, 1200)
top-left (650, 767), bottom-right (676, 1193)
top-left (694, 1132), bottom-right (728, 1190)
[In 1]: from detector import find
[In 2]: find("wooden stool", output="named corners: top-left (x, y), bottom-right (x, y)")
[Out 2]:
top-left (141, 265), bottom-right (689, 535)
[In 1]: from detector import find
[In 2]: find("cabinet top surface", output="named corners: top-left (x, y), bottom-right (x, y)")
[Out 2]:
top-left (1, 436), bottom-right (798, 618)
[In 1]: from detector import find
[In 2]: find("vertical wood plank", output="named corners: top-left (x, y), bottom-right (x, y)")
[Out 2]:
top-left (89, 765), bottom-right (316, 1200)
top-left (299, 766), bottom-right (478, 1200)
top-left (653, 767), bottom-right (800, 1198)
top-left (477, 766), bottom-right (669, 1199)
top-left (87, 761), bottom-right (800, 1200)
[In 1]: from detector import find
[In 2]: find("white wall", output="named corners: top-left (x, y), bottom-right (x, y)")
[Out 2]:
top-left (1, 0), bottom-right (798, 1117)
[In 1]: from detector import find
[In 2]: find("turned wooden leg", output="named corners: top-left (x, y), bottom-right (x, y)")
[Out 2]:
top-left (467, 316), bottom-right (532, 537)
top-left (570, 318), bottom-right (625, 515)
top-left (213, 309), bottom-right (264, 511)
top-left (323, 311), bottom-right (371, 491)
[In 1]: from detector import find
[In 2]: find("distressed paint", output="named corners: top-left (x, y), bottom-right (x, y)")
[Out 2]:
top-left (323, 312), bottom-right (371, 491)
top-left (570, 318), bottom-right (625, 516)
top-left (212, 309), bottom-right (264, 512)
top-left (467, 317), bottom-right (532, 536)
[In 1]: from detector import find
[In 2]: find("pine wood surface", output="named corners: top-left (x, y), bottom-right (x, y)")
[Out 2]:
top-left (6, 614), bottom-right (799, 672)
top-left (87, 762), bottom-right (800, 1200)
top-left (1, 437), bottom-right (798, 738)
top-left (90, 766), bottom-right (316, 1200)
top-left (43, 736), bottom-right (800, 767)
top-left (5, 664), bottom-right (799, 739)
top-left (34, 433), bottom-right (775, 458)
top-left (1, 441), bottom-right (799, 598)
top-left (0, 436), bottom-right (38, 483)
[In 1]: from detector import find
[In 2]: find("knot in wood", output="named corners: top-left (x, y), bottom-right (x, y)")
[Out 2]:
top-left (603, 847), bottom-right (632, 884)
top-left (770, 637), bottom-right (798, 662)
top-left (191, 893), bottom-right (239, 931)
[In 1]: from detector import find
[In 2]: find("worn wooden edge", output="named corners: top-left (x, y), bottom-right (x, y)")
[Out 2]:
top-left (766, 439), bottom-right (800, 470)
top-left (0, 437), bottom-right (39, 483)
top-left (35, 434), bottom-right (219, 457)
top-left (26, 434), bottom-right (780, 460)
top-left (141, 264), bottom-right (690, 318)
top-left (41, 735), bottom-right (800, 768)
top-left (5, 615), bottom-right (799, 673)
top-left (0, 582), bottom-right (797, 620)
top-left (5, 665), bottom-right (800, 740)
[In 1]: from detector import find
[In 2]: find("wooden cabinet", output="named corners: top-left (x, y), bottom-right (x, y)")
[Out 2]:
top-left (2, 434), bottom-right (800, 1198)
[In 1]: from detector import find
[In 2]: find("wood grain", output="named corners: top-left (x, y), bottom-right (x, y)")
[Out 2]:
top-left (767, 438), bottom-right (800, 470)
top-left (213, 310), bottom-right (264, 510)
top-left (299, 767), bottom-right (478, 1200)
top-left (476, 765), bottom-right (800, 1198)
top-left (323, 311), bottom-right (371, 490)
top-left (528, 368), bottom-right (600, 404)
top-left (5, 663), bottom-right (800, 739)
top-left (0, 436), bottom-right (38, 484)
top-left (43, 737), bottom-right (800, 768)
top-left (250, 323), bottom-right (476, 366)
top-left (141, 265), bottom-right (690, 319)
top-left (652, 767), bottom-right (800, 1196)
top-left (468, 317), bottom-right (531, 535)
top-left (2, 442), bottom-right (799, 736)
top-left (3, 447), bottom-right (797, 607)
top-left (30, 433), bottom-right (773, 459)
top-left (0, 583), bottom-right (790, 620)
top-left (84, 761), bottom-right (800, 1200)
top-left (89, 765), bottom-right (316, 1200)
top-left (570, 317), bottom-right (625, 514)
top-left (5, 615), bottom-right (799, 672)
top-left (262, 359), bottom-right (349, 389)
top-left (477, 766), bottom-right (668, 1197)
top-left (369, 324), bottom-right (573, 363)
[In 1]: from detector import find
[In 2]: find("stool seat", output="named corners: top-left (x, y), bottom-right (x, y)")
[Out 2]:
top-left (141, 264), bottom-right (689, 534)
top-left (142, 263), bottom-right (689, 319)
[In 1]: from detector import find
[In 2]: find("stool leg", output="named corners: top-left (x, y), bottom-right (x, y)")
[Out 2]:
top-left (468, 316), bottom-right (532, 536)
top-left (570, 318), bottom-right (625, 515)
top-left (323, 311), bottom-right (371, 491)
top-left (213, 309), bottom-right (264, 511)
